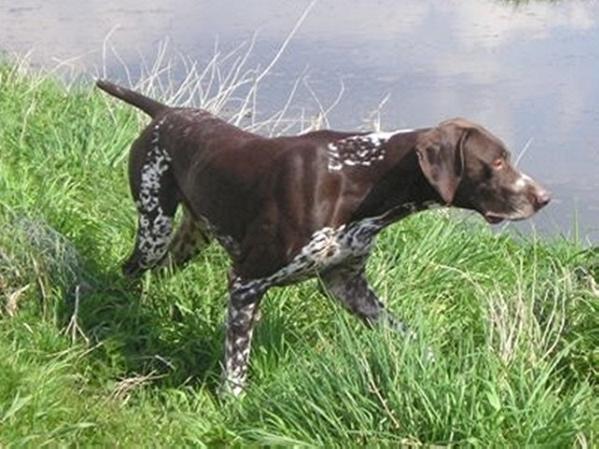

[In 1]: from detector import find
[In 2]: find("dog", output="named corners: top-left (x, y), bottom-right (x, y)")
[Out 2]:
top-left (97, 80), bottom-right (550, 395)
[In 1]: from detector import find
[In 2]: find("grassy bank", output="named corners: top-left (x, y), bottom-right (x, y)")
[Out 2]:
top-left (0, 63), bottom-right (597, 448)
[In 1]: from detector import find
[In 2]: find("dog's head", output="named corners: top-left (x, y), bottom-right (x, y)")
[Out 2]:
top-left (415, 118), bottom-right (550, 224)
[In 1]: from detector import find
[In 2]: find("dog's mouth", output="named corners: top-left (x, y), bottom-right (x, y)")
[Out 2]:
top-left (482, 208), bottom-right (535, 224)
top-left (483, 212), bottom-right (505, 225)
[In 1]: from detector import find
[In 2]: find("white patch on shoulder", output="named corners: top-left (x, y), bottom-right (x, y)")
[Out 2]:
top-left (327, 129), bottom-right (414, 172)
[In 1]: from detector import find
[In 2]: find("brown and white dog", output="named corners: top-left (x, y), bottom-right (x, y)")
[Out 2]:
top-left (97, 80), bottom-right (550, 395)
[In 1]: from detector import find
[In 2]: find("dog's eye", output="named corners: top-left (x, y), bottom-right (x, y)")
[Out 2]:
top-left (492, 158), bottom-right (504, 170)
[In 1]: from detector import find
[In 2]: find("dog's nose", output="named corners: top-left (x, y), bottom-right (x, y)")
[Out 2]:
top-left (534, 189), bottom-right (551, 210)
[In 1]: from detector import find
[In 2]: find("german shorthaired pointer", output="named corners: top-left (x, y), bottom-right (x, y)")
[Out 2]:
top-left (97, 80), bottom-right (550, 395)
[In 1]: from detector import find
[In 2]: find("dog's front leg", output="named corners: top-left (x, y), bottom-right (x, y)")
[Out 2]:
top-left (321, 265), bottom-right (435, 360)
top-left (221, 277), bottom-right (266, 396)
top-left (321, 264), bottom-right (412, 336)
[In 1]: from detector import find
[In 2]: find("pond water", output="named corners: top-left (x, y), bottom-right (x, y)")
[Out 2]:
top-left (2, 0), bottom-right (598, 242)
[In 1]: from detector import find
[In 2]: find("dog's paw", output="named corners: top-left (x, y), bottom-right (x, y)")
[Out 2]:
top-left (121, 255), bottom-right (145, 279)
top-left (217, 380), bottom-right (246, 399)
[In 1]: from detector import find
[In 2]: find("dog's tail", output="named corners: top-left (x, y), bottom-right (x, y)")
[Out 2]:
top-left (96, 80), bottom-right (166, 117)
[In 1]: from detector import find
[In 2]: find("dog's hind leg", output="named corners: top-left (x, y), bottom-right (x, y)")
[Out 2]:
top-left (157, 207), bottom-right (213, 271)
top-left (122, 125), bottom-right (180, 278)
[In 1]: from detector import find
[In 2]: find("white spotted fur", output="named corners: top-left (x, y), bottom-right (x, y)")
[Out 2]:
top-left (327, 129), bottom-right (414, 171)
top-left (135, 119), bottom-right (174, 267)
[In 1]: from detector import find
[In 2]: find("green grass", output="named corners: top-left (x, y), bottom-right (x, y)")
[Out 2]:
top-left (0, 62), bottom-right (597, 448)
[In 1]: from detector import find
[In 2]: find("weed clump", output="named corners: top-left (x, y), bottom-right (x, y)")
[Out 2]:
top-left (0, 213), bottom-right (83, 316)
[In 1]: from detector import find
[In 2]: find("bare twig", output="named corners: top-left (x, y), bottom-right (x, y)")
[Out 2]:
top-left (515, 137), bottom-right (534, 165)
top-left (63, 284), bottom-right (89, 344)
top-left (111, 370), bottom-right (164, 403)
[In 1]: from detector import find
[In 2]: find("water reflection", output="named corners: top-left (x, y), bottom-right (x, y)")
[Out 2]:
top-left (1, 0), bottom-right (598, 241)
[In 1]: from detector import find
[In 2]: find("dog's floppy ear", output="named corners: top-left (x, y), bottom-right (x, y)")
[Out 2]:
top-left (415, 122), bottom-right (469, 205)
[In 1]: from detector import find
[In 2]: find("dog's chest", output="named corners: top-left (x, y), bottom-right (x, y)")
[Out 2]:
top-left (263, 217), bottom-right (385, 286)
top-left (230, 202), bottom-right (434, 301)
top-left (231, 217), bottom-right (384, 300)
top-left (250, 201), bottom-right (436, 288)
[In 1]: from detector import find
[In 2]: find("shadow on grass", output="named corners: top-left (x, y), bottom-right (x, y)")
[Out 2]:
top-left (57, 258), bottom-right (307, 395)
top-left (57, 264), bottom-right (227, 393)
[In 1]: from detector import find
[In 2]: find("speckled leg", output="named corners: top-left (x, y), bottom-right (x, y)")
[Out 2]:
top-left (157, 208), bottom-right (212, 271)
top-left (321, 264), bottom-right (411, 336)
top-left (221, 277), bottom-right (267, 396)
top-left (123, 122), bottom-right (179, 278)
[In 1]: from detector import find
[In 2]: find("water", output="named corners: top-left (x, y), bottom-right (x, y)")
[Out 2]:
top-left (2, 0), bottom-right (598, 242)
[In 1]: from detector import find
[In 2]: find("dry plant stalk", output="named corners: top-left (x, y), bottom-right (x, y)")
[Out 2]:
top-left (5, 284), bottom-right (31, 317)
top-left (63, 284), bottom-right (90, 344)
top-left (111, 371), bottom-right (164, 404)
